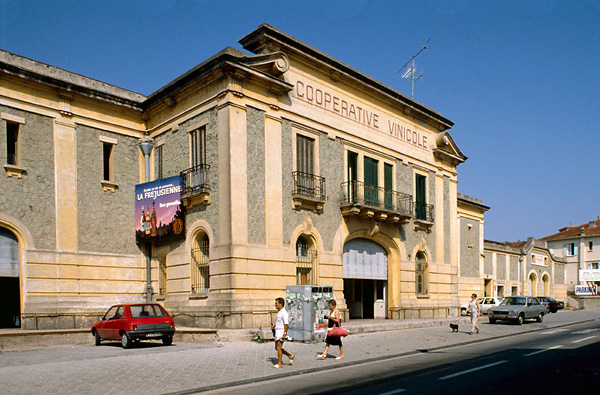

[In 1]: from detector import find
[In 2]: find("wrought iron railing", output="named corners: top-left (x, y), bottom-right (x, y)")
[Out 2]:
top-left (296, 247), bottom-right (318, 285)
top-left (181, 164), bottom-right (210, 197)
top-left (158, 256), bottom-right (167, 296)
top-left (292, 171), bottom-right (326, 201)
top-left (414, 202), bottom-right (434, 222)
top-left (191, 241), bottom-right (210, 294)
top-left (340, 180), bottom-right (412, 217)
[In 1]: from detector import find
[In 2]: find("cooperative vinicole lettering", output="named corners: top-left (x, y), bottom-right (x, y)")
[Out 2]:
top-left (295, 80), bottom-right (428, 150)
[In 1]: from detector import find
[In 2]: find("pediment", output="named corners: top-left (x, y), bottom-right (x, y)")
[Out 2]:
top-left (433, 132), bottom-right (467, 165)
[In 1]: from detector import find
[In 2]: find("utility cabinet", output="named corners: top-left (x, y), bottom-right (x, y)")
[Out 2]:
top-left (286, 285), bottom-right (333, 342)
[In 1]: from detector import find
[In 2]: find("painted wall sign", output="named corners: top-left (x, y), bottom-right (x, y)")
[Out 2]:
top-left (292, 78), bottom-right (430, 151)
top-left (531, 254), bottom-right (547, 266)
top-left (575, 284), bottom-right (598, 295)
top-left (135, 175), bottom-right (185, 241)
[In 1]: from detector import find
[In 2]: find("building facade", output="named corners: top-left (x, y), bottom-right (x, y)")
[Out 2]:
top-left (541, 219), bottom-right (600, 294)
top-left (1, 24), bottom-right (470, 329)
top-left (482, 239), bottom-right (567, 300)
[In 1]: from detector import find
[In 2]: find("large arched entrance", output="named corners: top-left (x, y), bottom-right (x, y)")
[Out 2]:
top-left (528, 272), bottom-right (538, 297)
top-left (343, 238), bottom-right (387, 319)
top-left (0, 227), bottom-right (20, 327)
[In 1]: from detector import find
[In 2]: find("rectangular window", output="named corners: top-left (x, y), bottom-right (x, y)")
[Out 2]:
top-left (384, 163), bottom-right (393, 209)
top-left (588, 262), bottom-right (600, 269)
top-left (589, 241), bottom-right (593, 251)
top-left (347, 151), bottom-right (358, 202)
top-left (364, 156), bottom-right (378, 205)
top-left (102, 142), bottom-right (113, 181)
top-left (296, 134), bottom-right (314, 175)
top-left (156, 145), bottom-right (163, 179)
top-left (415, 173), bottom-right (427, 220)
top-left (564, 242), bottom-right (578, 256)
top-left (6, 121), bottom-right (19, 165)
top-left (190, 126), bottom-right (206, 167)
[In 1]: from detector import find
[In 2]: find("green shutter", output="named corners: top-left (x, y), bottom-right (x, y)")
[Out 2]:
top-left (415, 174), bottom-right (426, 219)
top-left (384, 163), bottom-right (393, 209)
top-left (364, 157), bottom-right (378, 205)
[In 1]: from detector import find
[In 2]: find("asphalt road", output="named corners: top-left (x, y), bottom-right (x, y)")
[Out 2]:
top-left (208, 319), bottom-right (600, 395)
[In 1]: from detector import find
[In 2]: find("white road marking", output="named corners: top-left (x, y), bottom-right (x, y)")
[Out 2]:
top-left (438, 360), bottom-right (508, 380)
top-left (572, 336), bottom-right (597, 343)
top-left (572, 329), bottom-right (599, 334)
top-left (378, 389), bottom-right (406, 395)
top-left (524, 344), bottom-right (563, 356)
top-left (540, 329), bottom-right (568, 334)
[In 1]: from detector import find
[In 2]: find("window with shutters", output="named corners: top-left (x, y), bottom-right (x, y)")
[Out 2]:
top-left (296, 236), bottom-right (317, 285)
top-left (181, 126), bottom-right (210, 207)
top-left (191, 233), bottom-right (210, 294)
top-left (292, 129), bottom-right (325, 212)
top-left (415, 251), bottom-right (428, 295)
top-left (2, 113), bottom-right (26, 178)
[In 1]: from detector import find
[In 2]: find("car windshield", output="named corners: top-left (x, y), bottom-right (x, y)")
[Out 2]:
top-left (130, 304), bottom-right (168, 318)
top-left (501, 297), bottom-right (526, 306)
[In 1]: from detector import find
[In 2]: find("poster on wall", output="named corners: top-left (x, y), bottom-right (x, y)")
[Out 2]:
top-left (135, 175), bottom-right (185, 241)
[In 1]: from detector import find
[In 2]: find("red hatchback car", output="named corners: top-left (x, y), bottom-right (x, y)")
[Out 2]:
top-left (91, 303), bottom-right (175, 348)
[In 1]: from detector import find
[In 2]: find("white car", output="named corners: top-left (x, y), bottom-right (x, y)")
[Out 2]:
top-left (461, 296), bottom-right (504, 315)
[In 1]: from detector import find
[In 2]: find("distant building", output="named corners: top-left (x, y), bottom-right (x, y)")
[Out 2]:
top-left (1, 24), bottom-right (469, 329)
top-left (483, 239), bottom-right (567, 300)
top-left (540, 218), bottom-right (600, 294)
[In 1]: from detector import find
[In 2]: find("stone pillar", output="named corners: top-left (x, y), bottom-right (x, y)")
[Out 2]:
top-left (54, 118), bottom-right (78, 252)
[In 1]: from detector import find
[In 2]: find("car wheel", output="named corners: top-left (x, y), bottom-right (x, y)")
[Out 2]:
top-left (162, 335), bottom-right (173, 346)
top-left (551, 308), bottom-right (557, 313)
top-left (516, 314), bottom-right (524, 325)
top-left (94, 331), bottom-right (102, 346)
top-left (536, 313), bottom-right (544, 323)
top-left (489, 317), bottom-right (496, 324)
top-left (121, 333), bottom-right (131, 349)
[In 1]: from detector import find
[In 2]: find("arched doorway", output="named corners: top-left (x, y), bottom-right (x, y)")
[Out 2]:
top-left (0, 227), bottom-right (20, 327)
top-left (542, 274), bottom-right (550, 296)
top-left (528, 272), bottom-right (538, 297)
top-left (343, 238), bottom-right (387, 319)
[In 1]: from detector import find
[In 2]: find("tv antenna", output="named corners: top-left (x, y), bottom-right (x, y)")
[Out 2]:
top-left (399, 38), bottom-right (430, 98)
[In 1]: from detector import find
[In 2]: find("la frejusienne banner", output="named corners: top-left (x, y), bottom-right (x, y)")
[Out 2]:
top-left (135, 175), bottom-right (185, 241)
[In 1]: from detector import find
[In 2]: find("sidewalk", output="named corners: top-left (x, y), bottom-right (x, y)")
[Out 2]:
top-left (1, 308), bottom-right (598, 395)
top-left (0, 316), bottom-right (455, 351)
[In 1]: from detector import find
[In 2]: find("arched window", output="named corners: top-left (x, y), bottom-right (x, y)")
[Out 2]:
top-left (415, 251), bottom-right (428, 295)
top-left (296, 236), bottom-right (317, 285)
top-left (191, 233), bottom-right (210, 293)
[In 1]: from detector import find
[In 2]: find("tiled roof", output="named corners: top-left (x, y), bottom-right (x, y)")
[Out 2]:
top-left (540, 219), bottom-right (600, 241)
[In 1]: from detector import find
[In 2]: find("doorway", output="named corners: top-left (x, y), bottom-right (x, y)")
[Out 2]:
top-left (343, 238), bottom-right (388, 319)
top-left (0, 227), bottom-right (20, 328)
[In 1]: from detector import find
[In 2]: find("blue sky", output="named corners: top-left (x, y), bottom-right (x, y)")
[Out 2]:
top-left (2, 0), bottom-right (598, 242)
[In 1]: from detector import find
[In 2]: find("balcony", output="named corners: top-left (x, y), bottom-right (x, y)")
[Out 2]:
top-left (181, 164), bottom-right (211, 208)
top-left (340, 180), bottom-right (412, 223)
top-left (414, 201), bottom-right (434, 232)
top-left (292, 171), bottom-right (326, 213)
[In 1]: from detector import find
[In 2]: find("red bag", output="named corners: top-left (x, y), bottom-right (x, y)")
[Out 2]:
top-left (327, 322), bottom-right (348, 337)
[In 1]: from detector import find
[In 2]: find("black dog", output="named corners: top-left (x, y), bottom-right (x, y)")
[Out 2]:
top-left (449, 323), bottom-right (459, 332)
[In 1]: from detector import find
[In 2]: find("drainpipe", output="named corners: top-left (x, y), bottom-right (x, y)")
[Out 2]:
top-left (139, 136), bottom-right (154, 302)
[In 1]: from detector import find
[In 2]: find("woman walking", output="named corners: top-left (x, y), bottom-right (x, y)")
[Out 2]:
top-left (468, 293), bottom-right (481, 335)
top-left (318, 300), bottom-right (344, 360)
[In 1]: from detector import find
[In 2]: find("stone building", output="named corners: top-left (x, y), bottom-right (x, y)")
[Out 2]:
top-left (456, 193), bottom-right (490, 303)
top-left (482, 239), bottom-right (567, 300)
top-left (1, 24), bottom-right (469, 329)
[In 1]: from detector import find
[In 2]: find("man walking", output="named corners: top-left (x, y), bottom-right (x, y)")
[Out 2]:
top-left (271, 297), bottom-right (294, 368)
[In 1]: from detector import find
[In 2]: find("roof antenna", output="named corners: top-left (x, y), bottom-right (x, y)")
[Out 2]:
top-left (399, 38), bottom-right (430, 99)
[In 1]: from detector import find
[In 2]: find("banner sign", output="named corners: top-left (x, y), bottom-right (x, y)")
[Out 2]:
top-left (135, 176), bottom-right (185, 241)
top-left (579, 269), bottom-right (600, 282)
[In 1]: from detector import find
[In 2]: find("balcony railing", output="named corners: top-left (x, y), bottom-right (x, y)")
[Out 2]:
top-left (292, 171), bottom-right (326, 201)
top-left (340, 180), bottom-right (412, 222)
top-left (414, 202), bottom-right (434, 222)
top-left (292, 171), bottom-right (326, 213)
top-left (181, 164), bottom-right (210, 206)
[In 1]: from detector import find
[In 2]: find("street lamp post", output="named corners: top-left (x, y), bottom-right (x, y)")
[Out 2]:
top-left (139, 136), bottom-right (154, 302)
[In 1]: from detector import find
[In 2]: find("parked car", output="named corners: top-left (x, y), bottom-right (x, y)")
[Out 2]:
top-left (460, 296), bottom-right (504, 315)
top-left (537, 296), bottom-right (565, 313)
top-left (91, 303), bottom-right (175, 348)
top-left (488, 296), bottom-right (546, 325)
